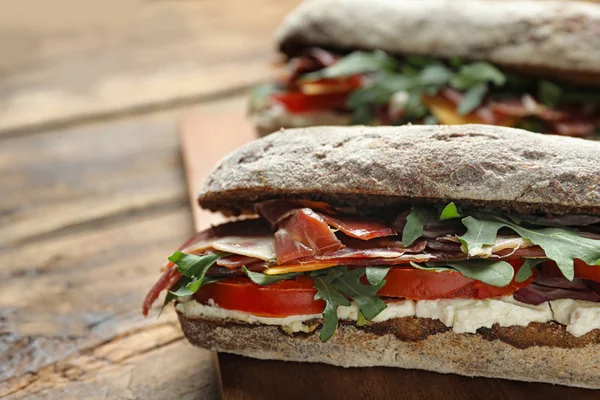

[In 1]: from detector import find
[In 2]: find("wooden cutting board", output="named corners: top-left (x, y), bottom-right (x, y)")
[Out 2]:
top-left (179, 107), bottom-right (597, 400)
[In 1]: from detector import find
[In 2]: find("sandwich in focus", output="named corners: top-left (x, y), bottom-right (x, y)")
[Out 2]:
top-left (249, 0), bottom-right (600, 138)
top-left (144, 125), bottom-right (600, 388)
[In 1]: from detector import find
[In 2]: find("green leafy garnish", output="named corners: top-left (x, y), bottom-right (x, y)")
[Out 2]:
top-left (402, 207), bottom-right (432, 247)
top-left (311, 267), bottom-right (389, 342)
top-left (459, 216), bottom-right (600, 280)
top-left (439, 202), bottom-right (461, 221)
top-left (312, 269), bottom-right (351, 342)
top-left (331, 269), bottom-right (387, 320)
top-left (160, 276), bottom-right (192, 315)
top-left (356, 310), bottom-right (369, 327)
top-left (168, 251), bottom-right (226, 296)
top-left (301, 50), bottom-right (398, 81)
top-left (410, 259), bottom-right (514, 287)
top-left (243, 266), bottom-right (299, 285)
top-left (457, 83), bottom-right (487, 115)
top-left (365, 266), bottom-right (391, 286)
top-left (458, 216), bottom-right (506, 255)
top-left (538, 81), bottom-right (562, 108)
top-left (515, 259), bottom-right (546, 283)
top-left (450, 62), bottom-right (506, 89)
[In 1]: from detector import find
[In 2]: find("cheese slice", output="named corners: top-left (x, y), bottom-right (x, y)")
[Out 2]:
top-left (263, 262), bottom-right (338, 275)
top-left (422, 95), bottom-right (516, 126)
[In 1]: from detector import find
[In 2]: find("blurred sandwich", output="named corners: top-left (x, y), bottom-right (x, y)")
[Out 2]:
top-left (249, 0), bottom-right (600, 138)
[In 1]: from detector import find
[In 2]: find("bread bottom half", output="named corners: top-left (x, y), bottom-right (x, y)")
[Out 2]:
top-left (177, 311), bottom-right (600, 389)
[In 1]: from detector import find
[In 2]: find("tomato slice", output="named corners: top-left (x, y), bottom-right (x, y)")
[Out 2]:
top-left (376, 260), bottom-right (533, 300)
top-left (272, 91), bottom-right (350, 113)
top-left (193, 276), bottom-right (324, 317)
top-left (273, 75), bottom-right (362, 113)
top-left (574, 259), bottom-right (600, 283)
top-left (193, 261), bottom-right (535, 318)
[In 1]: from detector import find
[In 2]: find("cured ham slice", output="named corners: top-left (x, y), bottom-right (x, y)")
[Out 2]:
top-left (274, 208), bottom-right (343, 264)
top-left (318, 213), bottom-right (396, 240)
top-left (142, 266), bottom-right (181, 316)
top-left (217, 255), bottom-right (264, 270)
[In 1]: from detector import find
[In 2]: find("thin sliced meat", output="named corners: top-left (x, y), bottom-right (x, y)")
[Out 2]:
top-left (207, 262), bottom-right (268, 277)
top-left (318, 213), bottom-right (396, 240)
top-left (426, 240), bottom-right (463, 252)
top-left (217, 255), bottom-right (264, 270)
top-left (293, 252), bottom-right (434, 266)
top-left (552, 119), bottom-right (596, 138)
top-left (274, 208), bottom-right (343, 264)
top-left (340, 236), bottom-right (427, 253)
top-left (490, 95), bottom-right (567, 121)
top-left (142, 266), bottom-right (181, 316)
top-left (256, 200), bottom-right (299, 227)
top-left (514, 283), bottom-right (600, 305)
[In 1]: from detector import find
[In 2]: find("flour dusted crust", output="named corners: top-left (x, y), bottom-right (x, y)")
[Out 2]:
top-left (198, 125), bottom-right (600, 217)
top-left (177, 312), bottom-right (600, 389)
top-left (276, 0), bottom-right (600, 83)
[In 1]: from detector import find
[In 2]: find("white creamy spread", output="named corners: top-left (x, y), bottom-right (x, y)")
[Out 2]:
top-left (415, 296), bottom-right (552, 334)
top-left (177, 296), bottom-right (600, 337)
top-left (551, 299), bottom-right (600, 337)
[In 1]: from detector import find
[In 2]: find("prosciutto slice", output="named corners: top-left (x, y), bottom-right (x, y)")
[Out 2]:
top-left (142, 266), bottom-right (181, 316)
top-left (217, 255), bottom-right (264, 270)
top-left (274, 208), bottom-right (343, 264)
top-left (318, 213), bottom-right (396, 240)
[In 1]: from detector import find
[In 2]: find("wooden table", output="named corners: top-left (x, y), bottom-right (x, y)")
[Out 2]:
top-left (0, 1), bottom-right (300, 398)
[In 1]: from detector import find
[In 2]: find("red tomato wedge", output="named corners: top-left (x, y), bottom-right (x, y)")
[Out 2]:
top-left (272, 76), bottom-right (362, 113)
top-left (194, 276), bottom-right (324, 317)
top-left (376, 261), bottom-right (533, 300)
top-left (574, 259), bottom-right (600, 283)
top-left (193, 262), bottom-right (534, 318)
top-left (272, 91), bottom-right (350, 113)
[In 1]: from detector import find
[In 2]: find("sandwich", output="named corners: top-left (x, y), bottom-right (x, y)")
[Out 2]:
top-left (143, 124), bottom-right (600, 388)
top-left (249, 0), bottom-right (600, 138)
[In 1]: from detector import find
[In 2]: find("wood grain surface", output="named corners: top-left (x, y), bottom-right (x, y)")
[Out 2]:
top-left (0, 0), bottom-right (299, 135)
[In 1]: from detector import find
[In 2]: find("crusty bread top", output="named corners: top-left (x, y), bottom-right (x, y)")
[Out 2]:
top-left (276, 0), bottom-right (600, 83)
top-left (198, 125), bottom-right (600, 217)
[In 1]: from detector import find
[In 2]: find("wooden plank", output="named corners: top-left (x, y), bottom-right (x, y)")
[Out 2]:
top-left (0, 99), bottom-right (252, 398)
top-left (180, 99), bottom-right (258, 230)
top-left (0, 108), bottom-right (183, 247)
top-left (0, 0), bottom-right (299, 135)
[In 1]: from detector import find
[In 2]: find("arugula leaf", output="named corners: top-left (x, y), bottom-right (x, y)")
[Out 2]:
top-left (312, 273), bottom-right (351, 342)
top-left (495, 217), bottom-right (600, 281)
top-left (457, 83), bottom-right (487, 115)
top-left (450, 62), bottom-right (506, 90)
top-left (365, 266), bottom-right (391, 286)
top-left (243, 266), bottom-right (299, 285)
top-left (160, 276), bottom-right (192, 315)
top-left (410, 260), bottom-right (514, 287)
top-left (459, 216), bottom-right (505, 256)
top-left (356, 310), bottom-right (369, 327)
top-left (332, 269), bottom-right (387, 320)
top-left (460, 215), bottom-right (600, 281)
top-left (515, 259), bottom-right (546, 283)
top-left (439, 260), bottom-right (514, 287)
top-left (439, 202), bottom-right (461, 221)
top-left (301, 50), bottom-right (398, 81)
top-left (168, 252), bottom-right (226, 295)
top-left (402, 207), bottom-right (433, 247)
top-left (538, 81), bottom-right (562, 108)
top-left (423, 115), bottom-right (438, 125)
